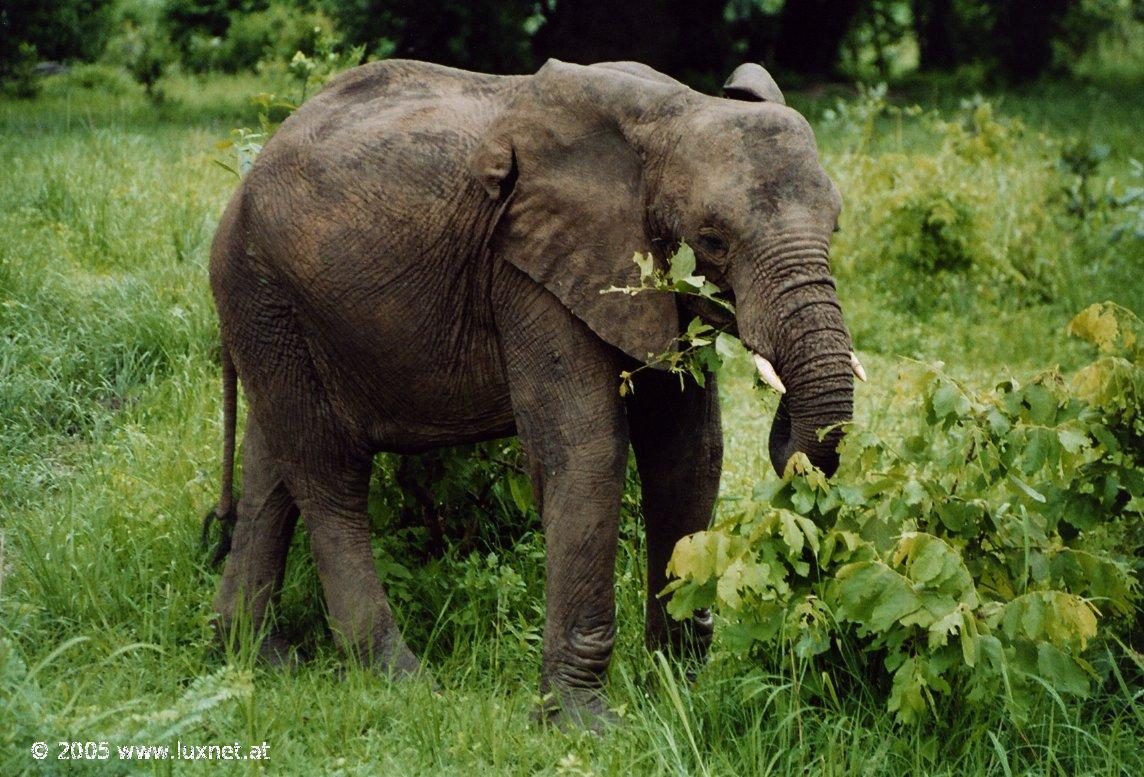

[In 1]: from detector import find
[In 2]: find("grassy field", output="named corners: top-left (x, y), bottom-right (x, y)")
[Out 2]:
top-left (1, 69), bottom-right (1142, 775)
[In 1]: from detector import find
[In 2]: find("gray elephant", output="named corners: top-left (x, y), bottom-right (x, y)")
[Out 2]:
top-left (207, 58), bottom-right (859, 729)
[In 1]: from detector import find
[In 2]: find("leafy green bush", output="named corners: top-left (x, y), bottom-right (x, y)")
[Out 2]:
top-left (220, 4), bottom-right (339, 73)
top-left (213, 30), bottom-right (362, 176)
top-left (183, 32), bottom-right (226, 73)
top-left (1065, 0), bottom-right (1144, 79)
top-left (828, 94), bottom-right (1072, 311)
top-left (163, 0), bottom-right (245, 52)
top-left (368, 441), bottom-right (537, 559)
top-left (102, 22), bottom-right (175, 100)
top-left (54, 62), bottom-right (135, 94)
top-left (664, 302), bottom-right (1142, 722)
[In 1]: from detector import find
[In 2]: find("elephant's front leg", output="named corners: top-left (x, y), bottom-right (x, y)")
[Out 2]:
top-left (627, 369), bottom-right (722, 663)
top-left (494, 271), bottom-right (629, 730)
top-left (535, 435), bottom-right (627, 728)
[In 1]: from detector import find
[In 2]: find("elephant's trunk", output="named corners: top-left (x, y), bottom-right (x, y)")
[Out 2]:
top-left (734, 235), bottom-right (854, 477)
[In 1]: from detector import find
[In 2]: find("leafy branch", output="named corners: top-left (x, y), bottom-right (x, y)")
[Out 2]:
top-left (602, 244), bottom-right (746, 395)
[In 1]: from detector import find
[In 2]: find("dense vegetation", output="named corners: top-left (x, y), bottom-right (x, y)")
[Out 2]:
top-left (3, 1), bottom-right (1144, 93)
top-left (1, 2), bottom-right (1142, 775)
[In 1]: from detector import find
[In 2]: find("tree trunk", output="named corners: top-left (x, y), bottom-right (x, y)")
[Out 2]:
top-left (993, 0), bottom-right (1072, 82)
top-left (913, 0), bottom-right (959, 70)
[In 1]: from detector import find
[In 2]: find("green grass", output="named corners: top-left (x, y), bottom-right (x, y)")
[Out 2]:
top-left (1, 70), bottom-right (1141, 775)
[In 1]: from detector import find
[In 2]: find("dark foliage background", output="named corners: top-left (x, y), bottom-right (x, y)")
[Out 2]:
top-left (3, 1), bottom-right (1140, 87)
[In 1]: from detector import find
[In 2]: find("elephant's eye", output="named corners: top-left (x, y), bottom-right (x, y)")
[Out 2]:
top-left (696, 230), bottom-right (728, 259)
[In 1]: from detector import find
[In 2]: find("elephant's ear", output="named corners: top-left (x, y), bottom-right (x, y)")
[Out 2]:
top-left (722, 63), bottom-right (785, 105)
top-left (472, 60), bottom-right (684, 364)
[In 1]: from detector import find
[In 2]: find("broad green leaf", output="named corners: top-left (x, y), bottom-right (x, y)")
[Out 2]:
top-left (715, 331), bottom-right (743, 361)
top-left (927, 607), bottom-right (964, 650)
top-left (892, 533), bottom-right (979, 606)
top-left (794, 514), bottom-right (821, 555)
top-left (790, 478), bottom-right (816, 514)
top-left (668, 243), bottom-right (696, 282)
top-left (1048, 549), bottom-right (1136, 616)
top-left (833, 562), bottom-right (922, 632)
top-left (507, 471), bottom-right (533, 513)
top-left (1022, 384), bottom-right (1057, 425)
top-left (664, 579), bottom-right (715, 619)
top-left (997, 591), bottom-right (1097, 650)
top-left (887, 657), bottom-right (929, 723)
top-left (931, 382), bottom-right (970, 421)
top-left (1035, 643), bottom-right (1092, 697)
top-left (778, 511), bottom-right (804, 556)
top-left (1068, 303), bottom-right (1120, 351)
top-left (633, 251), bottom-right (655, 280)
top-left (782, 452), bottom-right (813, 479)
top-left (720, 607), bottom-right (783, 651)
top-left (1020, 427), bottom-right (1052, 475)
top-left (819, 529), bottom-right (866, 567)
top-left (1056, 426), bottom-right (1089, 454)
top-left (959, 608), bottom-right (979, 667)
top-left (716, 558), bottom-right (776, 609)
top-left (667, 531), bottom-right (745, 585)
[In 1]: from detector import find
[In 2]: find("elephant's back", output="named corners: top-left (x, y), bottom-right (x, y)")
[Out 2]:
top-left (264, 60), bottom-right (518, 156)
top-left (239, 60), bottom-right (512, 285)
top-left (316, 59), bottom-right (515, 105)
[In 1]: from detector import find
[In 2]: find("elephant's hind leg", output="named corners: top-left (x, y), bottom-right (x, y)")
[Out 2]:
top-left (239, 399), bottom-right (419, 675)
top-left (218, 275), bottom-right (418, 676)
top-left (212, 415), bottom-right (300, 665)
top-left (285, 450), bottom-right (421, 677)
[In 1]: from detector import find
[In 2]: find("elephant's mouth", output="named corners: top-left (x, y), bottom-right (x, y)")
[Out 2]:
top-left (750, 349), bottom-right (864, 478)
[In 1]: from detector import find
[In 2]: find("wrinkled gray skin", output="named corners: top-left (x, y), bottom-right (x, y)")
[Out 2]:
top-left (209, 58), bottom-right (852, 730)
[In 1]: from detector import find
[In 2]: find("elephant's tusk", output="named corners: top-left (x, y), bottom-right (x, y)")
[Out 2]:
top-left (850, 352), bottom-right (867, 382)
top-left (752, 353), bottom-right (786, 394)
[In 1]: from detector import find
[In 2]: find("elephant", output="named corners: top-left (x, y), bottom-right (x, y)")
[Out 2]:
top-left (206, 57), bottom-right (860, 729)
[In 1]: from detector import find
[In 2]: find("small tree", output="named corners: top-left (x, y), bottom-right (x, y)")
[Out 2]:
top-left (118, 23), bottom-right (173, 101)
top-left (3, 42), bottom-right (42, 98)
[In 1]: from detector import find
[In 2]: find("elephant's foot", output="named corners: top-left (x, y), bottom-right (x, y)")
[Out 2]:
top-left (646, 609), bottom-right (713, 681)
top-left (354, 630), bottom-right (422, 680)
top-left (535, 686), bottom-right (620, 734)
top-left (257, 632), bottom-right (301, 671)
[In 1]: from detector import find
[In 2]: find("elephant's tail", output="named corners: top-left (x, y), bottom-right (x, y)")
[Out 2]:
top-left (201, 344), bottom-right (237, 567)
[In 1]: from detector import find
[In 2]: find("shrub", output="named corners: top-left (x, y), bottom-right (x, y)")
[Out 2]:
top-left (827, 92), bottom-right (1087, 312)
top-left (103, 22), bottom-right (174, 100)
top-left (664, 302), bottom-right (1142, 722)
top-left (368, 441), bottom-right (538, 562)
top-left (162, 0), bottom-right (247, 52)
top-left (55, 62), bottom-right (134, 94)
top-left (219, 4), bottom-right (338, 73)
top-left (182, 33), bottom-right (226, 72)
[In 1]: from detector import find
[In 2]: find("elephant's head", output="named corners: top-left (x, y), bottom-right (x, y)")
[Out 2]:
top-left (473, 60), bottom-right (859, 476)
